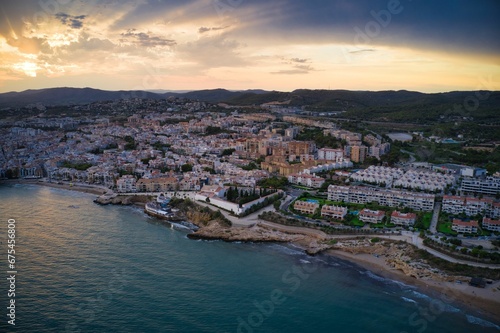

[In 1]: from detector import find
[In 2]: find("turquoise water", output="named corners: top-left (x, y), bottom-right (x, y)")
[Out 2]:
top-left (0, 184), bottom-right (499, 333)
top-left (305, 199), bottom-right (319, 203)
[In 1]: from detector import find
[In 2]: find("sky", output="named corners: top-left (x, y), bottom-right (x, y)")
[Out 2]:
top-left (0, 0), bottom-right (499, 93)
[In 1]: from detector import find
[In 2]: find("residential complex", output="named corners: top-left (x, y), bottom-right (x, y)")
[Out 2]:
top-left (350, 166), bottom-right (455, 192)
top-left (293, 201), bottom-right (319, 215)
top-left (442, 195), bottom-right (500, 218)
top-left (321, 205), bottom-right (348, 220)
top-left (482, 217), bottom-right (500, 232)
top-left (359, 209), bottom-right (385, 223)
top-left (390, 211), bottom-right (417, 227)
top-left (460, 176), bottom-right (500, 196)
top-left (327, 185), bottom-right (435, 211)
top-left (451, 219), bottom-right (479, 234)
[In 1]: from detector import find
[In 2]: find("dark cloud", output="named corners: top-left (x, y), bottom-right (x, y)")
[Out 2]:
top-left (217, 0), bottom-right (500, 57)
top-left (290, 58), bottom-right (308, 63)
top-left (55, 13), bottom-right (87, 29)
top-left (121, 29), bottom-right (176, 47)
top-left (198, 26), bottom-right (228, 34)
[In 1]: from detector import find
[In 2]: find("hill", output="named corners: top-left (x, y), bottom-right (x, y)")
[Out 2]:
top-left (223, 89), bottom-right (500, 123)
top-left (0, 87), bottom-right (163, 108)
top-left (0, 87), bottom-right (498, 124)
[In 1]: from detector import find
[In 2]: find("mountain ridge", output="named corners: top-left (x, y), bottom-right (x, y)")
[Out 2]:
top-left (1, 87), bottom-right (499, 123)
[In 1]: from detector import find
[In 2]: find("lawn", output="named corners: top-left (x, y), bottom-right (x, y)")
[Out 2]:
top-left (418, 212), bottom-right (433, 230)
top-left (437, 221), bottom-right (458, 236)
top-left (348, 216), bottom-right (365, 227)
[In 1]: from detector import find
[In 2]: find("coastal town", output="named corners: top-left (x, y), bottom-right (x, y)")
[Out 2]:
top-left (2, 96), bottom-right (500, 236)
top-left (1, 93), bottom-right (500, 323)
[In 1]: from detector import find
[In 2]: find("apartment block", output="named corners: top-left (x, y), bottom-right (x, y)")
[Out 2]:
top-left (294, 201), bottom-right (319, 215)
top-left (359, 209), bottom-right (385, 223)
top-left (482, 217), bottom-right (500, 232)
top-left (390, 211), bottom-right (417, 227)
top-left (136, 177), bottom-right (179, 192)
top-left (116, 175), bottom-right (137, 193)
top-left (451, 219), bottom-right (479, 234)
top-left (327, 185), bottom-right (435, 211)
top-left (288, 173), bottom-right (325, 188)
top-left (460, 176), bottom-right (500, 196)
top-left (350, 145), bottom-right (368, 163)
top-left (321, 205), bottom-right (348, 220)
top-left (442, 195), bottom-right (498, 217)
top-left (317, 148), bottom-right (344, 161)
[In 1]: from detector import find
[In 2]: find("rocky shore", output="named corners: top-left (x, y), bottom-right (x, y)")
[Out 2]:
top-left (94, 194), bottom-right (152, 206)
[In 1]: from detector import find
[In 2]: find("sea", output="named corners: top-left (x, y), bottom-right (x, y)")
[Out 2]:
top-left (0, 184), bottom-right (499, 333)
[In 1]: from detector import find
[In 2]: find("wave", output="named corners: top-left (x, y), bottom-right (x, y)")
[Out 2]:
top-left (409, 291), bottom-right (461, 313)
top-left (410, 290), bottom-right (432, 300)
top-left (401, 296), bottom-right (417, 304)
top-left (466, 315), bottom-right (500, 330)
top-left (360, 270), bottom-right (386, 282)
top-left (269, 244), bottom-right (305, 256)
top-left (299, 259), bottom-right (311, 264)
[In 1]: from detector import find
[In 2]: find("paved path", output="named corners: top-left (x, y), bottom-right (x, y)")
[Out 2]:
top-left (430, 201), bottom-right (441, 234)
top-left (401, 231), bottom-right (500, 269)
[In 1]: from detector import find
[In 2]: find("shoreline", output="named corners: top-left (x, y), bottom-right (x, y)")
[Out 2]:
top-left (324, 250), bottom-right (500, 323)
top-left (5, 179), bottom-right (500, 325)
top-left (0, 179), bottom-right (108, 195)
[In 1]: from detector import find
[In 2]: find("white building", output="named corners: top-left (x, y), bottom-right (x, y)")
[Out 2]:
top-left (482, 217), bottom-right (500, 232)
top-left (390, 211), bottom-right (417, 227)
top-left (451, 219), bottom-right (479, 234)
top-left (460, 176), bottom-right (500, 196)
top-left (294, 201), bottom-right (319, 215)
top-left (321, 205), bottom-right (348, 220)
top-left (442, 195), bottom-right (497, 217)
top-left (359, 209), bottom-right (385, 223)
top-left (317, 148), bottom-right (344, 161)
top-left (288, 173), bottom-right (325, 188)
top-left (327, 185), bottom-right (435, 211)
top-left (116, 175), bottom-right (137, 193)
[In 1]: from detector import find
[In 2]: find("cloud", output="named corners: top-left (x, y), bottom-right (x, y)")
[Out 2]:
top-left (349, 49), bottom-right (375, 54)
top-left (198, 26), bottom-right (228, 34)
top-left (290, 58), bottom-right (308, 63)
top-left (177, 33), bottom-right (247, 68)
top-left (271, 69), bottom-right (309, 75)
top-left (120, 29), bottom-right (176, 47)
top-left (55, 13), bottom-right (87, 29)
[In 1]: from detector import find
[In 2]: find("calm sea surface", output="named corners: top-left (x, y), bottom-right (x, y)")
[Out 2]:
top-left (0, 184), bottom-right (498, 333)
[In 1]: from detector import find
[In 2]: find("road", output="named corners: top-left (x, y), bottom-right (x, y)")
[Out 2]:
top-left (401, 231), bottom-right (500, 269)
top-left (400, 149), bottom-right (416, 163)
top-left (429, 201), bottom-right (441, 234)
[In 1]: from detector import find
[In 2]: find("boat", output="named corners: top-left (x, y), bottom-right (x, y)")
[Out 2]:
top-left (144, 194), bottom-right (183, 221)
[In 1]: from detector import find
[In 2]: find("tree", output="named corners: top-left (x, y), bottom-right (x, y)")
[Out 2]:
top-left (181, 164), bottom-right (193, 172)
top-left (221, 148), bottom-right (235, 156)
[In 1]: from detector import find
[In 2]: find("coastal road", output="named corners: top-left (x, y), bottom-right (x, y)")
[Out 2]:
top-left (401, 231), bottom-right (500, 269)
top-left (429, 201), bottom-right (441, 234)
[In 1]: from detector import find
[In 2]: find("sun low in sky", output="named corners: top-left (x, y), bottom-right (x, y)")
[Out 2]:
top-left (0, 0), bottom-right (499, 93)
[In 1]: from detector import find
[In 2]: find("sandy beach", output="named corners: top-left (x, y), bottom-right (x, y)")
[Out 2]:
top-left (1, 179), bottom-right (109, 196)
top-left (328, 250), bottom-right (500, 323)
